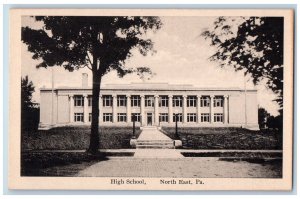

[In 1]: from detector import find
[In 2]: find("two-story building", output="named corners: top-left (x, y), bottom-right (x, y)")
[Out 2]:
top-left (39, 74), bottom-right (259, 130)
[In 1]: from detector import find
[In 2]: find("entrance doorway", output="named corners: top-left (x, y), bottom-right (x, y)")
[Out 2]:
top-left (147, 113), bottom-right (153, 126)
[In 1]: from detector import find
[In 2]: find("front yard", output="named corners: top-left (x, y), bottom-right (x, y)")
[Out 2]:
top-left (162, 127), bottom-right (282, 150)
top-left (22, 126), bottom-right (141, 150)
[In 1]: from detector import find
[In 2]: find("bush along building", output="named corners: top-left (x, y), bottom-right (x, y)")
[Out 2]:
top-left (39, 74), bottom-right (259, 130)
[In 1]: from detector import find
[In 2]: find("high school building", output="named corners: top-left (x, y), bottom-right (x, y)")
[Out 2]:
top-left (39, 74), bottom-right (259, 130)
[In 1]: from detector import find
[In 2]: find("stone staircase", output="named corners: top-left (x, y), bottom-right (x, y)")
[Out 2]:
top-left (136, 126), bottom-right (175, 149)
top-left (136, 140), bottom-right (174, 149)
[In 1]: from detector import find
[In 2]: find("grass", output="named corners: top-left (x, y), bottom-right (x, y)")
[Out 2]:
top-left (22, 126), bottom-right (142, 150)
top-left (162, 127), bottom-right (282, 150)
top-left (21, 151), bottom-right (106, 176)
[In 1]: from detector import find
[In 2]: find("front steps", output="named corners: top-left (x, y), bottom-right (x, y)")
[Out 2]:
top-left (135, 126), bottom-right (175, 149)
top-left (136, 140), bottom-right (174, 149)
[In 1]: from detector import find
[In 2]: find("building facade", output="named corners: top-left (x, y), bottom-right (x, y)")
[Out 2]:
top-left (39, 75), bottom-right (259, 130)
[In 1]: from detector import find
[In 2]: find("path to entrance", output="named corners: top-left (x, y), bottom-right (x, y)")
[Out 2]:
top-left (137, 127), bottom-right (172, 141)
top-left (134, 127), bottom-right (183, 158)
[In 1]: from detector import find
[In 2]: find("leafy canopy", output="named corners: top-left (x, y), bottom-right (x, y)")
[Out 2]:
top-left (22, 16), bottom-right (162, 78)
top-left (202, 17), bottom-right (283, 109)
top-left (21, 75), bottom-right (35, 108)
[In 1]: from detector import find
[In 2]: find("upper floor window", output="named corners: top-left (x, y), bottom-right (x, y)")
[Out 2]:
top-left (74, 95), bottom-right (84, 107)
top-left (159, 96), bottom-right (168, 107)
top-left (117, 95), bottom-right (127, 107)
top-left (213, 96), bottom-right (223, 107)
top-left (172, 96), bottom-right (182, 107)
top-left (200, 96), bottom-right (210, 107)
top-left (131, 95), bottom-right (141, 107)
top-left (187, 96), bottom-right (197, 107)
top-left (102, 95), bottom-right (113, 107)
top-left (145, 95), bottom-right (154, 107)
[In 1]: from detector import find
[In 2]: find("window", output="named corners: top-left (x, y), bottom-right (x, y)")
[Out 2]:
top-left (159, 96), bottom-right (168, 107)
top-left (131, 95), bottom-right (141, 107)
top-left (187, 96), bottom-right (197, 107)
top-left (173, 96), bottom-right (182, 107)
top-left (187, 113), bottom-right (197, 122)
top-left (214, 96), bottom-right (224, 107)
top-left (131, 113), bottom-right (141, 122)
top-left (103, 95), bottom-right (113, 107)
top-left (89, 113), bottom-right (92, 122)
top-left (201, 113), bottom-right (210, 122)
top-left (88, 96), bottom-right (92, 106)
top-left (145, 96), bottom-right (154, 107)
top-left (74, 95), bottom-right (84, 107)
top-left (159, 113), bottom-right (169, 122)
top-left (117, 95), bottom-right (127, 107)
top-left (117, 113), bottom-right (127, 122)
top-left (173, 113), bottom-right (183, 122)
top-left (74, 113), bottom-right (84, 122)
top-left (103, 113), bottom-right (113, 122)
top-left (200, 96), bottom-right (210, 107)
top-left (214, 113), bottom-right (223, 122)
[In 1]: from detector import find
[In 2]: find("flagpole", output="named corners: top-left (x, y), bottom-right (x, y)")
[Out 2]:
top-left (244, 71), bottom-right (247, 128)
top-left (51, 67), bottom-right (54, 126)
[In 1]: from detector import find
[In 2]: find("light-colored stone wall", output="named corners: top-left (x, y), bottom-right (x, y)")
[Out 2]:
top-left (39, 83), bottom-right (259, 130)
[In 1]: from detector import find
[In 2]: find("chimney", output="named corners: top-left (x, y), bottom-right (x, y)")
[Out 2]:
top-left (82, 73), bottom-right (88, 88)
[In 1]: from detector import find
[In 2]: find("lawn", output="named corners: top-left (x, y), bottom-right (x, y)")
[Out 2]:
top-left (22, 126), bottom-right (141, 150)
top-left (162, 127), bottom-right (282, 150)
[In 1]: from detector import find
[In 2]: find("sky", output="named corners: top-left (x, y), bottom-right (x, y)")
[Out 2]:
top-left (21, 16), bottom-right (280, 116)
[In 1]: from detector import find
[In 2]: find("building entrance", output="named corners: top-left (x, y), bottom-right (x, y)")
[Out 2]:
top-left (147, 113), bottom-right (153, 126)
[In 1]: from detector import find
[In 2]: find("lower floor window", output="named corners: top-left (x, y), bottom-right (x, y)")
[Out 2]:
top-left (201, 113), bottom-right (210, 122)
top-left (214, 113), bottom-right (223, 122)
top-left (103, 113), bottom-right (113, 122)
top-left (173, 113), bottom-right (182, 122)
top-left (74, 113), bottom-right (84, 122)
top-left (131, 113), bottom-right (141, 122)
top-left (159, 113), bottom-right (169, 122)
top-left (118, 113), bottom-right (127, 122)
top-left (187, 113), bottom-right (197, 122)
top-left (89, 113), bottom-right (92, 122)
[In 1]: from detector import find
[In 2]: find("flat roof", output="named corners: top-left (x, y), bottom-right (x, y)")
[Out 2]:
top-left (40, 82), bottom-right (257, 92)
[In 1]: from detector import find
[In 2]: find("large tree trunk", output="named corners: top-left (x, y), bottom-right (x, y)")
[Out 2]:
top-left (87, 72), bottom-right (101, 154)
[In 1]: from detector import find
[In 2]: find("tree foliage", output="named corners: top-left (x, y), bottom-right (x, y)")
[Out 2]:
top-left (21, 76), bottom-right (39, 131)
top-left (202, 17), bottom-right (283, 112)
top-left (22, 16), bottom-right (162, 154)
top-left (22, 16), bottom-right (162, 75)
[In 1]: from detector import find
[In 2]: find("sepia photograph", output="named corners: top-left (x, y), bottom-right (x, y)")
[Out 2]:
top-left (9, 9), bottom-right (294, 190)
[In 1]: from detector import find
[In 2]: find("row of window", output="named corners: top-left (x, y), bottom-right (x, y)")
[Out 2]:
top-left (74, 95), bottom-right (224, 108)
top-left (74, 113), bottom-right (224, 123)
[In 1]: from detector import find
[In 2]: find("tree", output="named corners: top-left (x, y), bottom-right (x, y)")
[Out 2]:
top-left (258, 107), bottom-right (270, 129)
top-left (202, 17), bottom-right (283, 114)
top-left (22, 16), bottom-right (162, 154)
top-left (21, 76), bottom-right (39, 131)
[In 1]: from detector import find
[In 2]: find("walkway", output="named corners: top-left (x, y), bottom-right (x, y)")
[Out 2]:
top-left (76, 157), bottom-right (282, 177)
top-left (134, 127), bottom-right (183, 158)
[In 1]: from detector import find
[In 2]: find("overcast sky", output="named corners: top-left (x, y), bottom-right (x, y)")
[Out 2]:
top-left (21, 16), bottom-right (280, 116)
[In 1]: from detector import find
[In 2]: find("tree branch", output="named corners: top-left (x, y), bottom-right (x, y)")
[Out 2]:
top-left (86, 53), bottom-right (93, 70)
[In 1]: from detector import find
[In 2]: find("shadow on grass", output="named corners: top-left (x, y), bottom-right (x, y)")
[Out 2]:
top-left (21, 151), bottom-right (110, 176)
